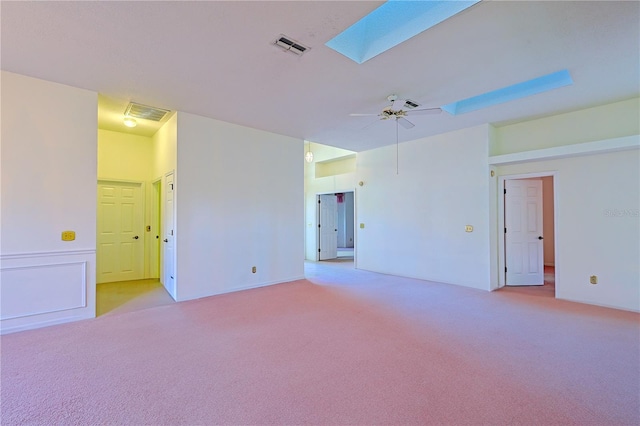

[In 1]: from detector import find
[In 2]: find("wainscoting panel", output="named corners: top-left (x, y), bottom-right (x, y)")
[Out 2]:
top-left (0, 250), bottom-right (96, 334)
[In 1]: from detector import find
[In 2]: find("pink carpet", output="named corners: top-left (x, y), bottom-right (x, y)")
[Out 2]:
top-left (2, 261), bottom-right (639, 425)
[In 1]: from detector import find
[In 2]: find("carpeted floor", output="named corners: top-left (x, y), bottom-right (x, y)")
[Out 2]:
top-left (1, 261), bottom-right (638, 425)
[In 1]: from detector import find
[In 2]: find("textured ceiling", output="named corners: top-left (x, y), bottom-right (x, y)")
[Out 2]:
top-left (2, 1), bottom-right (638, 151)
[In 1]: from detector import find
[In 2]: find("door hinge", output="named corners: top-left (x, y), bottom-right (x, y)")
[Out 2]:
top-left (318, 224), bottom-right (321, 228)
top-left (504, 188), bottom-right (506, 195)
top-left (318, 199), bottom-right (321, 204)
top-left (318, 248), bottom-right (321, 253)
top-left (504, 227), bottom-right (507, 233)
top-left (505, 267), bottom-right (507, 273)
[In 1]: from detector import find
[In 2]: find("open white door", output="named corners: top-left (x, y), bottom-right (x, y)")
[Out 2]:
top-left (505, 179), bottom-right (544, 286)
top-left (163, 172), bottom-right (176, 299)
top-left (97, 181), bottom-right (144, 283)
top-left (318, 194), bottom-right (338, 260)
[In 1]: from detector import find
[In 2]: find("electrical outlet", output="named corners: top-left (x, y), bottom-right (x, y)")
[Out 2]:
top-left (590, 275), bottom-right (598, 285)
top-left (252, 266), bottom-right (257, 273)
top-left (465, 225), bottom-right (473, 232)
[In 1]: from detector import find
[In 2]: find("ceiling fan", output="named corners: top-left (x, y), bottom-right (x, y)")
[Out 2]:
top-left (350, 94), bottom-right (441, 129)
top-left (350, 95), bottom-right (441, 174)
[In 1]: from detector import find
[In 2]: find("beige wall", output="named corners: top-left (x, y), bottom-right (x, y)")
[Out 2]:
top-left (98, 129), bottom-right (154, 182)
top-left (491, 97), bottom-right (640, 155)
top-left (97, 128), bottom-right (162, 280)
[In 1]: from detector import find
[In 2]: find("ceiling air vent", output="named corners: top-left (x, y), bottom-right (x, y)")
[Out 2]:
top-left (274, 34), bottom-right (309, 56)
top-left (124, 102), bottom-right (171, 122)
top-left (404, 99), bottom-right (420, 109)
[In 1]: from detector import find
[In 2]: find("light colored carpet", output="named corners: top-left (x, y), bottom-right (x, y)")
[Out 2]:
top-left (1, 261), bottom-right (638, 425)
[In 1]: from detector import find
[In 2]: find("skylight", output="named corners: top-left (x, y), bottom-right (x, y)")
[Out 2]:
top-left (325, 0), bottom-right (480, 64)
top-left (441, 70), bottom-right (574, 115)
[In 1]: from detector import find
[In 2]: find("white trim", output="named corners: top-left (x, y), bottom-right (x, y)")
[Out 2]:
top-left (215, 275), bottom-right (306, 296)
top-left (1, 249), bottom-right (96, 260)
top-left (497, 171), bottom-right (559, 297)
top-left (97, 178), bottom-right (145, 185)
top-left (1, 314), bottom-right (92, 335)
top-left (0, 261), bottom-right (87, 320)
top-left (489, 135), bottom-right (639, 166)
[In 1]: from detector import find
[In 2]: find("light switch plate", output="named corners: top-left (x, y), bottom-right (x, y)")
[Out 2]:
top-left (360, 223), bottom-right (365, 229)
top-left (61, 231), bottom-right (76, 241)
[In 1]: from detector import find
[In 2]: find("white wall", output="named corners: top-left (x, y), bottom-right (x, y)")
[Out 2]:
top-left (356, 125), bottom-right (492, 290)
top-left (174, 112), bottom-right (304, 301)
top-left (1, 71), bottom-right (97, 333)
top-left (498, 150), bottom-right (639, 311)
top-left (493, 98), bottom-right (640, 311)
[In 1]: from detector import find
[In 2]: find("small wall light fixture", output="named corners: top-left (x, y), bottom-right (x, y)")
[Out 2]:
top-left (305, 141), bottom-right (314, 163)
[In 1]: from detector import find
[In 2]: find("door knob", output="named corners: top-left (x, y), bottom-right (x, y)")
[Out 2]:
top-left (163, 239), bottom-right (168, 243)
top-left (133, 235), bottom-right (139, 239)
top-left (538, 236), bottom-right (544, 240)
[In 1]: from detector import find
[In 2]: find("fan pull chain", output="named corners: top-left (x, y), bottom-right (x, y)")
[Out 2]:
top-left (396, 119), bottom-right (399, 175)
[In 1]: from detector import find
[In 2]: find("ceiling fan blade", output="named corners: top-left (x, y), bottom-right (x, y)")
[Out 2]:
top-left (349, 113), bottom-right (380, 117)
top-left (361, 118), bottom-right (382, 130)
top-left (398, 117), bottom-right (414, 129)
top-left (407, 107), bottom-right (442, 115)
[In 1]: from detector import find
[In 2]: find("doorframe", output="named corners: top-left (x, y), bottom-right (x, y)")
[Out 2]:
top-left (315, 189), bottom-right (357, 265)
top-left (497, 171), bottom-right (558, 293)
top-left (148, 178), bottom-right (162, 279)
top-left (162, 171), bottom-right (177, 300)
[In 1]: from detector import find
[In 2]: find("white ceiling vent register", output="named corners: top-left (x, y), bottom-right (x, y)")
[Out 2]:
top-left (274, 35), bottom-right (309, 56)
top-left (124, 102), bottom-right (171, 121)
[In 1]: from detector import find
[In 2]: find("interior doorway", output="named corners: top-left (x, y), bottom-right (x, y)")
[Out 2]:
top-left (500, 173), bottom-right (556, 296)
top-left (317, 191), bottom-right (355, 262)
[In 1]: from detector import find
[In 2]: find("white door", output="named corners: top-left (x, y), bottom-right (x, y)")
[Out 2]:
top-left (97, 181), bottom-right (144, 283)
top-left (163, 173), bottom-right (176, 299)
top-left (505, 179), bottom-right (544, 286)
top-left (319, 194), bottom-right (338, 260)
